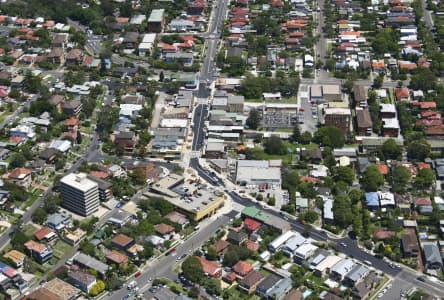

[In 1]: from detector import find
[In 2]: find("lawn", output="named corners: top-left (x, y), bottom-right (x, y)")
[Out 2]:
top-left (23, 224), bottom-right (39, 237)
top-left (223, 285), bottom-right (261, 300)
top-left (22, 190), bottom-right (43, 209)
top-left (52, 240), bottom-right (73, 259)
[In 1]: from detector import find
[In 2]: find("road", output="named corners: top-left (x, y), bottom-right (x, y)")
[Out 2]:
top-left (421, 0), bottom-right (434, 29)
top-left (108, 211), bottom-right (239, 300)
top-left (0, 94), bottom-right (39, 130)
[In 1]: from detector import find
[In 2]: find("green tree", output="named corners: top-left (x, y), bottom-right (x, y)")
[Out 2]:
top-left (246, 108), bottom-right (261, 130)
top-left (313, 126), bottom-right (345, 148)
top-left (206, 246), bottom-right (218, 261)
top-left (32, 208), bottom-right (47, 224)
top-left (205, 278), bottom-right (221, 296)
top-left (407, 139), bottom-right (431, 161)
top-left (415, 168), bottom-right (435, 189)
top-left (291, 125), bottom-right (301, 143)
top-left (264, 135), bottom-right (286, 155)
top-left (129, 168), bottom-right (146, 185)
top-left (300, 131), bottom-right (312, 144)
top-left (391, 165), bottom-right (411, 193)
top-left (410, 67), bottom-right (437, 91)
top-left (182, 256), bottom-right (204, 283)
top-left (189, 286), bottom-right (199, 298)
top-left (381, 138), bottom-right (402, 160)
top-left (334, 166), bottom-right (355, 185)
top-left (333, 194), bottom-right (353, 228)
top-left (362, 165), bottom-right (384, 192)
top-left (9, 153), bottom-right (26, 168)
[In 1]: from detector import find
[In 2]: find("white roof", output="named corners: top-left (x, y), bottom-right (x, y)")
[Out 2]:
top-left (263, 92), bottom-right (281, 98)
top-left (323, 197), bottom-right (334, 220)
top-left (49, 139), bottom-right (71, 152)
top-left (324, 108), bottom-right (351, 115)
top-left (382, 118), bottom-right (400, 129)
top-left (160, 118), bottom-right (188, 128)
top-left (142, 33), bottom-right (156, 44)
top-left (60, 173), bottom-right (98, 192)
top-left (380, 103), bottom-right (396, 113)
top-left (379, 191), bottom-right (395, 207)
top-left (295, 243), bottom-right (318, 257)
top-left (314, 255), bottom-right (343, 273)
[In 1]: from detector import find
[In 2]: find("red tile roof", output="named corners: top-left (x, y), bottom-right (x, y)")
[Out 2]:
top-left (106, 250), bottom-right (128, 264)
top-left (111, 234), bottom-right (134, 247)
top-left (244, 218), bottom-right (261, 231)
top-left (395, 87), bottom-right (409, 100)
top-left (412, 101), bottom-right (436, 109)
top-left (195, 256), bottom-right (222, 277)
top-left (376, 164), bottom-right (389, 175)
top-left (245, 240), bottom-right (259, 252)
top-left (213, 240), bottom-right (230, 252)
top-left (8, 168), bottom-right (31, 179)
top-left (414, 197), bottom-right (431, 206)
top-left (232, 260), bottom-right (253, 276)
top-left (417, 162), bottom-right (431, 170)
top-left (373, 230), bottom-right (396, 240)
top-left (34, 227), bottom-right (54, 241)
top-left (89, 171), bottom-right (109, 179)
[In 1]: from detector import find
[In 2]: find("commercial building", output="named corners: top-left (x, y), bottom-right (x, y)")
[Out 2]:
top-left (60, 173), bottom-right (99, 217)
top-left (148, 174), bottom-right (225, 221)
top-left (235, 160), bottom-right (282, 188)
top-left (148, 9), bottom-right (165, 32)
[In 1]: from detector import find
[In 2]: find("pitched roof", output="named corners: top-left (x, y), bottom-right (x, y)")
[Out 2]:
top-left (373, 230), bottom-right (396, 240)
top-left (34, 227), bottom-right (55, 241)
top-left (154, 223), bottom-right (175, 235)
top-left (106, 250), bottom-right (128, 264)
top-left (8, 167), bottom-right (31, 179)
top-left (414, 197), bottom-right (431, 206)
top-left (239, 270), bottom-right (265, 288)
top-left (26, 288), bottom-right (61, 300)
top-left (245, 240), bottom-right (259, 251)
top-left (376, 164), bottom-right (389, 175)
top-left (233, 260), bottom-right (253, 276)
top-left (111, 234), bottom-right (134, 247)
top-left (213, 240), bottom-right (230, 252)
top-left (24, 240), bottom-right (47, 253)
top-left (244, 217), bottom-right (261, 231)
top-left (195, 256), bottom-right (221, 276)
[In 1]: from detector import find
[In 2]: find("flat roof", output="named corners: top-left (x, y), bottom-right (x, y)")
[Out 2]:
top-left (148, 9), bottom-right (165, 22)
top-left (44, 278), bottom-right (81, 300)
top-left (60, 173), bottom-right (97, 192)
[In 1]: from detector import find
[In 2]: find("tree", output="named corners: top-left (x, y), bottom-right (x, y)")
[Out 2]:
top-left (381, 139), bottom-right (402, 160)
top-left (334, 166), bottom-right (355, 185)
top-left (205, 278), bottom-right (221, 296)
top-left (182, 256), bottom-right (204, 283)
top-left (9, 153), bottom-right (26, 168)
top-left (32, 208), bottom-right (47, 224)
top-left (415, 168), bottom-right (435, 189)
top-left (206, 246), bottom-right (218, 261)
top-left (410, 67), bottom-right (437, 91)
top-left (313, 126), bottom-right (345, 148)
top-left (362, 165), bottom-right (384, 192)
top-left (291, 125), bottom-right (301, 143)
top-left (264, 135), bottom-right (286, 155)
top-left (159, 71), bottom-right (164, 82)
top-left (129, 168), bottom-right (146, 185)
top-left (188, 287), bottom-right (199, 298)
top-left (407, 139), bottom-right (431, 161)
top-left (300, 131), bottom-right (312, 144)
top-left (333, 194), bottom-right (353, 228)
top-left (246, 108), bottom-right (261, 130)
top-left (391, 166), bottom-right (411, 193)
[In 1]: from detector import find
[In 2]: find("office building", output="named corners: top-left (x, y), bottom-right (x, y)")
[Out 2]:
top-left (60, 173), bottom-right (99, 217)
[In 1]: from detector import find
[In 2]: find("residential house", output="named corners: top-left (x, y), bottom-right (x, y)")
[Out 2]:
top-left (343, 264), bottom-right (370, 286)
top-left (68, 271), bottom-right (96, 293)
top-left (65, 49), bottom-right (83, 65)
top-left (111, 234), bottom-right (135, 251)
top-left (227, 230), bottom-right (248, 245)
top-left (195, 256), bottom-right (222, 278)
top-left (33, 227), bottom-right (57, 244)
top-left (123, 32), bottom-right (140, 49)
top-left (401, 232), bottom-right (419, 257)
top-left (356, 108), bottom-right (373, 136)
top-left (323, 108), bottom-right (351, 133)
top-left (256, 274), bottom-right (282, 299)
top-left (238, 270), bottom-right (265, 294)
top-left (106, 250), bottom-right (129, 268)
top-left (3, 250), bottom-right (26, 268)
top-left (423, 242), bottom-right (443, 270)
top-left (46, 213), bottom-right (71, 231)
top-left (73, 252), bottom-right (109, 277)
top-left (213, 240), bottom-right (230, 254)
top-left (233, 260), bottom-right (253, 277)
top-left (154, 223), bottom-right (175, 238)
top-left (7, 168), bottom-right (31, 188)
top-left (62, 100), bottom-right (82, 117)
top-left (47, 48), bottom-right (64, 65)
top-left (112, 131), bottom-right (138, 152)
top-left (49, 95), bottom-right (65, 113)
top-left (148, 9), bottom-right (165, 33)
top-left (351, 272), bottom-right (380, 299)
top-left (24, 240), bottom-right (53, 264)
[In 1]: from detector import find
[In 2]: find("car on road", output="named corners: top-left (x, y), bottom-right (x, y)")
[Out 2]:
top-left (364, 260), bottom-right (373, 266)
top-left (134, 271), bottom-right (141, 278)
top-left (377, 293), bottom-right (384, 298)
top-left (417, 276), bottom-right (426, 282)
top-left (387, 283), bottom-right (392, 289)
top-left (176, 254), bottom-right (187, 261)
top-left (340, 242), bottom-right (347, 247)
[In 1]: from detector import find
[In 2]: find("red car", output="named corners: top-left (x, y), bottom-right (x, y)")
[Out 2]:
top-left (135, 271), bottom-right (141, 278)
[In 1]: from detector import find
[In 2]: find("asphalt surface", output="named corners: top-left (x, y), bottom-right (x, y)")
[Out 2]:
top-left (108, 211), bottom-right (239, 300)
